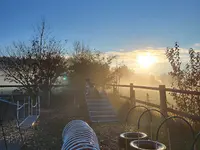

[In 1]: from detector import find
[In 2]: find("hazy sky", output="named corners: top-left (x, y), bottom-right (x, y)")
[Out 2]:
top-left (0, 0), bottom-right (200, 74)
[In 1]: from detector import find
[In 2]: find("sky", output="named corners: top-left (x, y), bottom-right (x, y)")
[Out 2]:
top-left (0, 0), bottom-right (200, 74)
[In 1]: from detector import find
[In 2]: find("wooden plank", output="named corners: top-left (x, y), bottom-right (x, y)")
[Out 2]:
top-left (165, 88), bottom-right (200, 95)
top-left (0, 84), bottom-right (68, 88)
top-left (107, 84), bottom-right (159, 90)
top-left (120, 96), bottom-right (159, 109)
top-left (107, 84), bottom-right (130, 88)
top-left (108, 84), bottom-right (200, 95)
top-left (89, 111), bottom-right (116, 116)
top-left (135, 99), bottom-right (160, 108)
top-left (91, 117), bottom-right (118, 123)
top-left (120, 95), bottom-right (130, 100)
top-left (167, 108), bottom-right (200, 121)
top-left (120, 96), bottom-right (200, 121)
top-left (91, 115), bottom-right (117, 118)
top-left (88, 107), bottom-right (113, 111)
top-left (87, 102), bottom-right (110, 107)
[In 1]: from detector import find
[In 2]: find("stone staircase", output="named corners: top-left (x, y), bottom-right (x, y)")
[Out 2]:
top-left (85, 90), bottom-right (118, 123)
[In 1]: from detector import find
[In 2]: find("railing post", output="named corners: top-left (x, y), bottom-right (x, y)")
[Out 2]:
top-left (17, 101), bottom-right (19, 121)
top-left (28, 96), bottom-right (30, 115)
top-left (159, 85), bottom-right (168, 117)
top-left (11, 95), bottom-right (14, 103)
top-left (146, 93), bottom-right (149, 106)
top-left (38, 96), bottom-right (40, 116)
top-left (31, 97), bottom-right (33, 115)
top-left (23, 96), bottom-right (26, 118)
top-left (36, 96), bottom-right (38, 115)
top-left (130, 83), bottom-right (135, 106)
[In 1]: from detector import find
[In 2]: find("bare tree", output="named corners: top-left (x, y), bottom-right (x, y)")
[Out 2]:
top-left (0, 21), bottom-right (68, 107)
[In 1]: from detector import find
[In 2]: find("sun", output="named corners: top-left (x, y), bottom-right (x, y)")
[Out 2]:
top-left (136, 53), bottom-right (157, 68)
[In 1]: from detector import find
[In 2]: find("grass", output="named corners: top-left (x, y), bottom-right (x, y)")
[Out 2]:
top-left (107, 91), bottom-right (200, 150)
top-left (118, 87), bottom-right (176, 107)
top-left (17, 88), bottom-right (200, 150)
top-left (21, 90), bottom-right (89, 150)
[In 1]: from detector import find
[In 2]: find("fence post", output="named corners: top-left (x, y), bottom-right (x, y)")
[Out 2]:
top-left (130, 83), bottom-right (135, 106)
top-left (159, 85), bottom-right (168, 117)
top-left (113, 85), bottom-right (115, 94)
top-left (146, 93), bottom-right (149, 106)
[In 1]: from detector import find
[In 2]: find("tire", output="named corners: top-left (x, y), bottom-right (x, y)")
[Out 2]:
top-left (130, 140), bottom-right (166, 150)
top-left (118, 132), bottom-right (148, 150)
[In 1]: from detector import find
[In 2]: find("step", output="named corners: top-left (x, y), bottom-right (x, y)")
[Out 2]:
top-left (86, 99), bottom-right (110, 103)
top-left (89, 111), bottom-right (116, 116)
top-left (87, 102), bottom-right (111, 106)
top-left (86, 98), bottom-right (108, 101)
top-left (90, 115), bottom-right (117, 118)
top-left (90, 117), bottom-right (118, 123)
top-left (87, 106), bottom-right (113, 111)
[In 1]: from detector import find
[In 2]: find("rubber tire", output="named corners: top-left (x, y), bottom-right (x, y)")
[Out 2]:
top-left (118, 132), bottom-right (148, 150)
top-left (130, 140), bottom-right (166, 150)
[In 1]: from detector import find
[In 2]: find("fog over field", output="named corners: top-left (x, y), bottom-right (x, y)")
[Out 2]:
top-left (114, 72), bottom-right (176, 107)
top-left (0, 71), bottom-right (18, 94)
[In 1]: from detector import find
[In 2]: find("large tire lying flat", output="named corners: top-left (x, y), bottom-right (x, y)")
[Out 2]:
top-left (118, 132), bottom-right (148, 150)
top-left (130, 140), bottom-right (166, 150)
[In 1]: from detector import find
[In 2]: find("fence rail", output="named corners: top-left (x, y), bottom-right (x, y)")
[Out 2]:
top-left (108, 83), bottom-right (200, 121)
top-left (108, 84), bottom-right (200, 95)
top-left (0, 84), bottom-right (68, 88)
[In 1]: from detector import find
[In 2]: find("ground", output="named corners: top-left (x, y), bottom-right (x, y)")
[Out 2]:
top-left (21, 90), bottom-right (127, 150)
top-left (20, 89), bottom-right (200, 150)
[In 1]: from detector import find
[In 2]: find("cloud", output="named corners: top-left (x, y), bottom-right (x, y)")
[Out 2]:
top-left (194, 43), bottom-right (200, 47)
top-left (105, 47), bottom-right (200, 74)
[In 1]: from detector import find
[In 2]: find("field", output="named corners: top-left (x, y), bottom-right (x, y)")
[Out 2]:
top-left (107, 92), bottom-right (200, 150)
top-left (116, 86), bottom-right (177, 108)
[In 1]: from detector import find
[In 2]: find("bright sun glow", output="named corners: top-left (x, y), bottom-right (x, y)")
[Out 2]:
top-left (136, 53), bottom-right (157, 68)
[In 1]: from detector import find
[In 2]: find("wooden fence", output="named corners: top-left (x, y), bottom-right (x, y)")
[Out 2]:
top-left (107, 84), bottom-right (200, 121)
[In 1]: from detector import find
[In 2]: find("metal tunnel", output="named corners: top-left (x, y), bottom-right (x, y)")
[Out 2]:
top-left (61, 120), bottom-right (100, 150)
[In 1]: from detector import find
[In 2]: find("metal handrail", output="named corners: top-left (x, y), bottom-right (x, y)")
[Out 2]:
top-left (137, 109), bottom-right (166, 130)
top-left (156, 116), bottom-right (195, 141)
top-left (17, 103), bottom-right (28, 110)
top-left (191, 131), bottom-right (200, 150)
top-left (125, 105), bottom-right (149, 123)
top-left (31, 102), bottom-right (38, 108)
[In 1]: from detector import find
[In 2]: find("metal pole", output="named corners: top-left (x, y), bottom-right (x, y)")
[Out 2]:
top-left (11, 95), bottom-right (14, 103)
top-left (31, 97), bottom-right (33, 115)
top-left (38, 96), bottom-right (40, 116)
top-left (24, 96), bottom-right (26, 118)
top-left (17, 101), bottom-right (19, 121)
top-left (28, 96), bottom-right (30, 115)
top-left (36, 96), bottom-right (38, 115)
